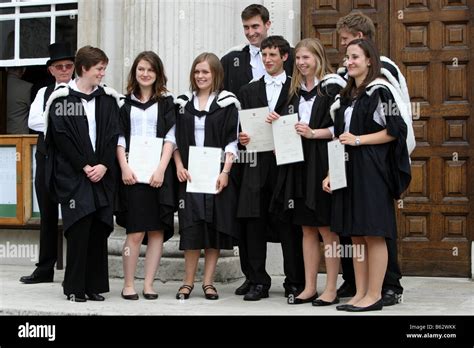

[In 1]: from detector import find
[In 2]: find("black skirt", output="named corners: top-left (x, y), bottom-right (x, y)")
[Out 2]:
top-left (124, 184), bottom-right (174, 243)
top-left (293, 198), bottom-right (329, 227)
top-left (179, 222), bottom-right (235, 250)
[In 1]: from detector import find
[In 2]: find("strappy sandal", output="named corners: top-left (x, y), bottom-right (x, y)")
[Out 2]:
top-left (176, 284), bottom-right (194, 300)
top-left (202, 284), bottom-right (219, 300)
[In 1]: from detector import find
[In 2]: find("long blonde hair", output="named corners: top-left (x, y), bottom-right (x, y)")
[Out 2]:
top-left (289, 38), bottom-right (333, 99)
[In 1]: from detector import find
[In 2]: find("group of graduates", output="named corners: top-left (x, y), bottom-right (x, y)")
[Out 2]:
top-left (20, 5), bottom-right (412, 312)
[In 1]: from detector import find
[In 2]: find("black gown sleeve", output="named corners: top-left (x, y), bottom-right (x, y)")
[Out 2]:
top-left (378, 88), bottom-right (412, 198)
top-left (48, 98), bottom-right (88, 172)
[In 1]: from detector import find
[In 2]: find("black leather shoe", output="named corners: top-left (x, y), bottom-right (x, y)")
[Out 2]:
top-left (283, 283), bottom-right (303, 298)
top-left (202, 284), bottom-right (219, 300)
top-left (86, 293), bottom-right (105, 301)
top-left (382, 289), bottom-right (402, 306)
top-left (336, 304), bottom-right (354, 311)
top-left (234, 279), bottom-right (251, 295)
top-left (337, 281), bottom-right (356, 298)
top-left (66, 294), bottom-right (87, 302)
top-left (142, 291), bottom-right (158, 300)
top-left (244, 284), bottom-right (269, 301)
top-left (121, 290), bottom-right (139, 300)
top-left (288, 293), bottom-right (318, 305)
top-left (312, 296), bottom-right (340, 306)
top-left (19, 273), bottom-right (53, 284)
top-left (346, 298), bottom-right (383, 312)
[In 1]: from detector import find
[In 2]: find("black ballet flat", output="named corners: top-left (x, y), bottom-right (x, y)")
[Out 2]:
top-left (176, 284), bottom-right (194, 300)
top-left (312, 296), bottom-right (340, 306)
top-left (202, 284), bottom-right (219, 300)
top-left (345, 298), bottom-right (383, 312)
top-left (142, 291), bottom-right (158, 300)
top-left (287, 293), bottom-right (318, 305)
top-left (121, 290), bottom-right (139, 300)
top-left (336, 304), bottom-right (354, 311)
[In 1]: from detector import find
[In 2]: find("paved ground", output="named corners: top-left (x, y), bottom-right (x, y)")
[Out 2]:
top-left (1, 264), bottom-right (473, 316)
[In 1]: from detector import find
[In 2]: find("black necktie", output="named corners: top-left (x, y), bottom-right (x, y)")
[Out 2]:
top-left (186, 103), bottom-right (208, 118)
top-left (125, 96), bottom-right (157, 110)
top-left (70, 87), bottom-right (105, 101)
top-left (299, 87), bottom-right (318, 101)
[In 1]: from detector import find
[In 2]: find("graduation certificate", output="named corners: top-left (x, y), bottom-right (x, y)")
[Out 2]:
top-left (186, 146), bottom-right (222, 194)
top-left (128, 135), bottom-right (163, 184)
top-left (239, 107), bottom-right (274, 152)
top-left (272, 113), bottom-right (304, 166)
top-left (327, 139), bottom-right (347, 191)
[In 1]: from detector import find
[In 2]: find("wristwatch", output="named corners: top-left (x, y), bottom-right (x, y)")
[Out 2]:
top-left (355, 137), bottom-right (361, 146)
top-left (222, 170), bottom-right (230, 175)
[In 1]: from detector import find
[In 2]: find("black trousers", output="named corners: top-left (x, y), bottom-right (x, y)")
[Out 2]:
top-left (241, 184), bottom-right (305, 288)
top-left (340, 236), bottom-right (403, 293)
top-left (34, 151), bottom-right (59, 276)
top-left (63, 214), bottom-right (109, 298)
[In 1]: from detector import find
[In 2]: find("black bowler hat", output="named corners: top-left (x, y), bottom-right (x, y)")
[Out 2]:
top-left (46, 42), bottom-right (75, 66)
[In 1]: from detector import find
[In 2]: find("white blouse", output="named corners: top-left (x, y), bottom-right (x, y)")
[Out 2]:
top-left (117, 94), bottom-right (176, 148)
top-left (343, 98), bottom-right (386, 133)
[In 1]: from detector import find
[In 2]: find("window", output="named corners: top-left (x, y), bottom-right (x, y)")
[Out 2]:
top-left (0, 0), bottom-right (78, 67)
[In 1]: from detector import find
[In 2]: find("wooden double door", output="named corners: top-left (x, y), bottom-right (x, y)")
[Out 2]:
top-left (302, 0), bottom-right (473, 277)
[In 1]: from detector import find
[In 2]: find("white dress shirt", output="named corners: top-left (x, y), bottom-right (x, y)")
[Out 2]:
top-left (264, 71), bottom-right (286, 112)
top-left (298, 77), bottom-right (320, 124)
top-left (117, 94), bottom-right (176, 148)
top-left (249, 44), bottom-right (266, 81)
top-left (192, 92), bottom-right (238, 157)
top-left (69, 79), bottom-right (97, 152)
top-left (28, 80), bottom-right (74, 133)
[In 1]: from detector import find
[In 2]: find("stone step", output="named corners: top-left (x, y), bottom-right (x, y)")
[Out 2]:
top-left (108, 216), bottom-right (243, 282)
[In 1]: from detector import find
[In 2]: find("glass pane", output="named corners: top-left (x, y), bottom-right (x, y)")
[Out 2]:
top-left (20, 5), bottom-right (50, 13)
top-left (55, 15), bottom-right (77, 54)
top-left (20, 18), bottom-right (50, 58)
top-left (56, 3), bottom-right (77, 11)
top-left (0, 7), bottom-right (15, 14)
top-left (0, 20), bottom-right (14, 59)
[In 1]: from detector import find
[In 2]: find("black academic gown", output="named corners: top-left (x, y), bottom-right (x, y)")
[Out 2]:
top-left (114, 95), bottom-right (177, 243)
top-left (236, 75), bottom-right (291, 224)
top-left (221, 45), bottom-right (295, 96)
top-left (270, 79), bottom-right (343, 226)
top-left (45, 87), bottom-right (120, 233)
top-left (174, 91), bottom-right (240, 242)
top-left (331, 86), bottom-right (411, 239)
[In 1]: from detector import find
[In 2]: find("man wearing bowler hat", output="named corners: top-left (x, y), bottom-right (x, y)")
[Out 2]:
top-left (20, 42), bottom-right (75, 284)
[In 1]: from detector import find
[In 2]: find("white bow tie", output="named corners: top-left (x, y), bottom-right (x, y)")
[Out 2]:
top-left (265, 76), bottom-right (283, 87)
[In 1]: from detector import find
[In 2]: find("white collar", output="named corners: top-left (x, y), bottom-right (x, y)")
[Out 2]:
top-left (70, 79), bottom-right (99, 94)
top-left (249, 44), bottom-right (260, 56)
top-left (264, 71), bottom-right (287, 86)
top-left (300, 77), bottom-right (320, 91)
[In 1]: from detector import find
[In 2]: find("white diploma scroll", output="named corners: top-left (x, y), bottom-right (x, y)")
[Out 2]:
top-left (327, 139), bottom-right (347, 191)
top-left (239, 107), bottom-right (274, 152)
top-left (128, 135), bottom-right (163, 184)
top-left (186, 146), bottom-right (222, 195)
top-left (272, 113), bottom-right (304, 166)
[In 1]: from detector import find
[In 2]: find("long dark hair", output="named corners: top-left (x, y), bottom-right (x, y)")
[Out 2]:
top-left (340, 38), bottom-right (381, 99)
top-left (126, 51), bottom-right (168, 99)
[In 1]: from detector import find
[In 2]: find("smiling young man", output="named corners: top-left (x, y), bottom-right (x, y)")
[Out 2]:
top-left (236, 36), bottom-right (305, 301)
top-left (20, 43), bottom-right (75, 285)
top-left (220, 4), bottom-right (298, 298)
top-left (44, 45), bottom-right (122, 302)
top-left (335, 12), bottom-right (414, 307)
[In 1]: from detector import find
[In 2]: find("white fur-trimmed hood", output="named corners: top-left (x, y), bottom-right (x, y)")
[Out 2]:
top-left (175, 90), bottom-right (241, 110)
top-left (321, 73), bottom-right (347, 89)
top-left (329, 95), bottom-right (341, 122)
